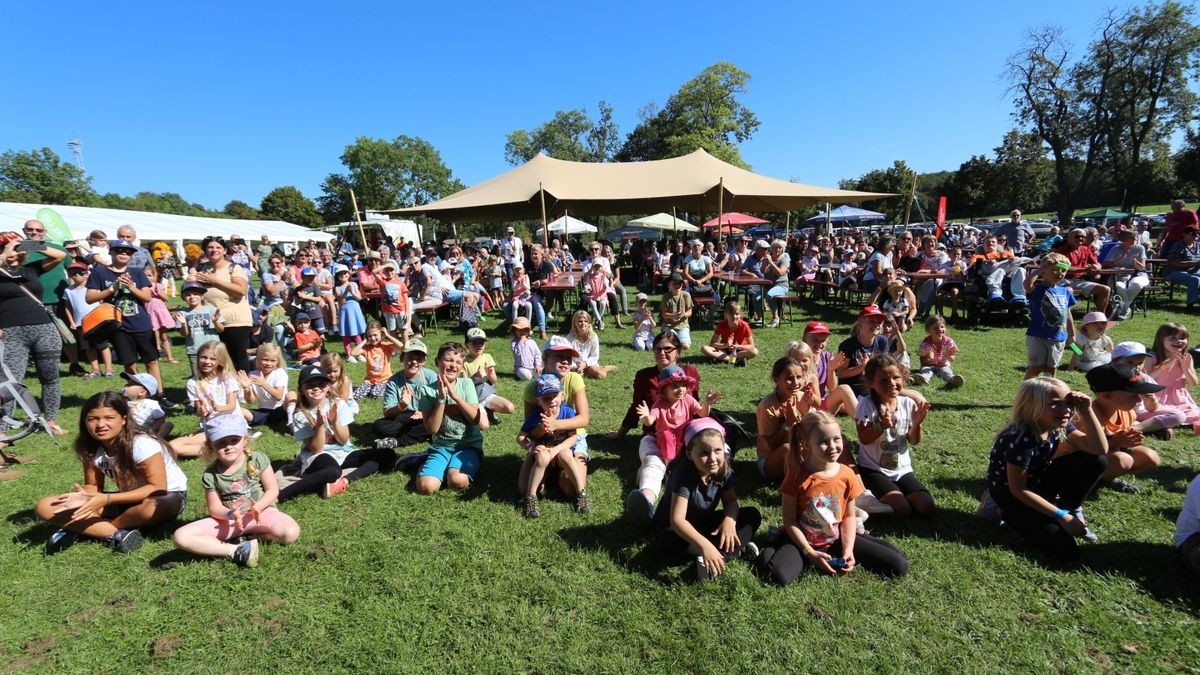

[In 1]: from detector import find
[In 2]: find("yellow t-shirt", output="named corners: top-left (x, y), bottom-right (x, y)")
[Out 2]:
top-left (464, 352), bottom-right (496, 382)
top-left (524, 371), bottom-right (587, 436)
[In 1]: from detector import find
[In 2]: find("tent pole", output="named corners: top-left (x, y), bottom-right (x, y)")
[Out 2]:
top-left (539, 183), bottom-right (549, 249)
top-left (785, 212), bottom-right (790, 238)
top-left (349, 189), bottom-right (368, 251)
top-left (671, 206), bottom-right (677, 241)
top-left (451, 222), bottom-right (458, 245)
top-left (718, 177), bottom-right (725, 239)
top-left (902, 174), bottom-right (916, 231)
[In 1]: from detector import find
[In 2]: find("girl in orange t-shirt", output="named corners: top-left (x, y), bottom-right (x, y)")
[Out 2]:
top-left (350, 321), bottom-right (405, 400)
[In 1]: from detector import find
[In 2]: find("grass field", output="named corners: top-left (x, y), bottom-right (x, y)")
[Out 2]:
top-left (1, 294), bottom-right (1198, 672)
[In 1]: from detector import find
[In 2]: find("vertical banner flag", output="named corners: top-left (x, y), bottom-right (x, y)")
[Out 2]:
top-left (935, 196), bottom-right (948, 240)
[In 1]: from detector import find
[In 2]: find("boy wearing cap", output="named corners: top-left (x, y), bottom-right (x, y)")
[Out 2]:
top-left (373, 339), bottom-right (437, 450)
top-left (291, 313), bottom-right (324, 365)
top-left (120, 372), bottom-right (167, 437)
top-left (1022, 253), bottom-right (1076, 380)
top-left (294, 267), bottom-right (330, 334)
top-left (63, 262), bottom-right (114, 378)
top-left (464, 328), bottom-right (516, 423)
top-left (660, 273), bottom-right (693, 349)
top-left (86, 239), bottom-right (167, 405)
top-left (176, 281), bottom-right (222, 381)
top-left (1071, 363), bottom-right (1165, 494)
top-left (517, 374), bottom-right (587, 517)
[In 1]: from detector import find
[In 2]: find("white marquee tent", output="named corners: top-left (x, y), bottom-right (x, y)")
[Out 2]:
top-left (535, 215), bottom-right (597, 238)
top-left (0, 202), bottom-right (333, 248)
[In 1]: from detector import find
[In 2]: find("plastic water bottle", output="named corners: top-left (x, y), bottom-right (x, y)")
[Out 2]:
top-left (829, 557), bottom-right (847, 569)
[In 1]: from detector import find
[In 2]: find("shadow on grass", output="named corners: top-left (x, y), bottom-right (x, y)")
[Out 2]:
top-left (149, 547), bottom-right (207, 570)
top-left (556, 520), bottom-right (690, 584)
top-left (1082, 542), bottom-right (1200, 611)
top-left (1144, 464), bottom-right (1199, 493)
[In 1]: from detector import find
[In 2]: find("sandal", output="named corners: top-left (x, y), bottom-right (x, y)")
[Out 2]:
top-left (167, 358), bottom-right (180, 364)
top-left (46, 422), bottom-right (69, 437)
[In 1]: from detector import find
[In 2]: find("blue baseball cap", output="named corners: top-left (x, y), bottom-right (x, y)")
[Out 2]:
top-left (534, 374), bottom-right (563, 397)
top-left (120, 372), bottom-right (157, 397)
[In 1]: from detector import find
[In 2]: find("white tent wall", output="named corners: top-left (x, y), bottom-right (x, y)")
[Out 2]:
top-left (0, 203), bottom-right (334, 252)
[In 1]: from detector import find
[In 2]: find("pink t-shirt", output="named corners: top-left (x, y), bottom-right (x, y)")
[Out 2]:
top-left (919, 334), bottom-right (958, 367)
top-left (651, 394), bottom-right (699, 462)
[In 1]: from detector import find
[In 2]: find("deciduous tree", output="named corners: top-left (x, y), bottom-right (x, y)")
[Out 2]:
top-left (261, 186), bottom-right (322, 228)
top-left (0, 147), bottom-right (97, 205)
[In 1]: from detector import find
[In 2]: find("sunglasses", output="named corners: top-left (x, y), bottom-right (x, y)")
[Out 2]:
top-left (653, 346), bottom-right (677, 353)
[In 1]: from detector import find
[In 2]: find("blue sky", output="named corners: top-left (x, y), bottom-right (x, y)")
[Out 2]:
top-left (0, 0), bottom-right (1151, 212)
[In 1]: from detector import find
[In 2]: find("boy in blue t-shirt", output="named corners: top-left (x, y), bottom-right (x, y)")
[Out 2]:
top-left (1023, 253), bottom-right (1076, 379)
top-left (516, 374), bottom-right (589, 517)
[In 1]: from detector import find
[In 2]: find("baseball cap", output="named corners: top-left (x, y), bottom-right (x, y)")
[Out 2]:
top-left (510, 316), bottom-right (531, 331)
top-left (683, 417), bottom-right (726, 447)
top-left (403, 338), bottom-right (428, 355)
top-left (1112, 341), bottom-right (1148, 360)
top-left (1086, 363), bottom-right (1164, 394)
top-left (635, 292), bottom-right (649, 302)
top-left (544, 335), bottom-right (579, 359)
top-left (668, 272), bottom-right (684, 283)
top-left (67, 262), bottom-right (88, 273)
top-left (466, 327), bottom-right (487, 342)
top-left (804, 321), bottom-right (831, 335)
top-left (858, 305), bottom-right (885, 319)
top-left (202, 413), bottom-right (249, 442)
top-left (300, 266), bottom-right (317, 277)
top-left (534, 374), bottom-right (563, 397)
top-left (181, 280), bottom-right (207, 295)
top-left (120, 372), bottom-right (158, 397)
top-left (108, 240), bottom-right (137, 253)
top-left (298, 365), bottom-right (331, 385)
top-left (294, 312), bottom-right (310, 321)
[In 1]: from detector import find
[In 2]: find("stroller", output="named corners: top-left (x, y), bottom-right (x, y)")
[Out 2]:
top-left (0, 340), bottom-right (57, 466)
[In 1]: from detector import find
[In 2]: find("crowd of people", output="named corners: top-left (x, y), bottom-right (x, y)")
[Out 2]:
top-left (1, 204), bottom-right (1197, 579)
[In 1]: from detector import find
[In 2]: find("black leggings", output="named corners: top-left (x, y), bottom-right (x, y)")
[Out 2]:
top-left (278, 448), bottom-right (397, 501)
top-left (220, 326), bottom-right (254, 372)
top-left (758, 533), bottom-right (909, 585)
top-left (658, 507), bottom-right (762, 560)
top-left (991, 451), bottom-right (1107, 562)
top-left (371, 411), bottom-right (432, 447)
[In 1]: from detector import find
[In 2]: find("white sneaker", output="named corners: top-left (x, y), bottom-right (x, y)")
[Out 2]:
top-left (914, 371), bottom-right (932, 385)
top-left (856, 490), bottom-right (894, 515)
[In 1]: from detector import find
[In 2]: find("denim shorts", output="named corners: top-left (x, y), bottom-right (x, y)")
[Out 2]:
top-left (445, 289), bottom-right (465, 302)
top-left (418, 446), bottom-right (482, 482)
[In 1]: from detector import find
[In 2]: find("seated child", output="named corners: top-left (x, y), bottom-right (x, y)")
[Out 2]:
top-left (631, 292), bottom-right (656, 351)
top-left (700, 300), bottom-right (758, 365)
top-left (510, 316), bottom-right (542, 381)
top-left (351, 321), bottom-right (406, 400)
top-left (516, 374), bottom-right (588, 518)
top-left (120, 372), bottom-right (168, 438)
top-left (292, 312), bottom-right (324, 365)
top-left (172, 414), bottom-right (300, 567)
top-left (464, 328), bottom-right (515, 422)
top-left (1076, 362), bottom-right (1164, 495)
top-left (913, 315), bottom-right (964, 388)
top-left (1070, 311), bottom-right (1114, 372)
top-left (654, 418), bottom-right (761, 581)
top-left (414, 342), bottom-right (483, 495)
top-left (854, 354), bottom-right (934, 517)
top-left (1177, 473), bottom-right (1200, 574)
top-left (238, 342), bottom-right (289, 428)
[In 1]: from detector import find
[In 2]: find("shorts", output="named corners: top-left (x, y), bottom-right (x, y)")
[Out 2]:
top-left (573, 432), bottom-right (590, 459)
top-left (181, 506), bottom-right (296, 542)
top-left (418, 446), bottom-right (482, 482)
top-left (76, 331), bottom-right (110, 352)
top-left (859, 467), bottom-right (927, 498)
top-left (113, 329), bottom-right (159, 367)
top-left (249, 407), bottom-right (287, 426)
top-left (668, 327), bottom-right (691, 347)
top-left (445, 288), bottom-right (464, 302)
top-left (101, 490), bottom-right (187, 519)
top-left (1064, 278), bottom-right (1102, 296)
top-left (383, 312), bottom-right (408, 332)
top-left (1026, 336), bottom-right (1066, 368)
top-left (474, 381), bottom-right (497, 407)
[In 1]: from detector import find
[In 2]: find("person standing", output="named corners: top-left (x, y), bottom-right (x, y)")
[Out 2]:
top-left (1158, 199), bottom-right (1199, 256)
top-left (996, 209), bottom-right (1036, 256)
top-left (190, 236), bottom-right (254, 372)
top-left (500, 226), bottom-right (524, 289)
top-left (256, 235), bottom-right (274, 279)
top-left (21, 219), bottom-right (82, 373)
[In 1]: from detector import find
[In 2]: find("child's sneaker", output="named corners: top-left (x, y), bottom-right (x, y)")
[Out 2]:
top-left (976, 490), bottom-right (1004, 525)
top-left (913, 371), bottom-right (932, 385)
top-left (624, 489), bottom-right (653, 526)
top-left (1071, 507), bottom-right (1099, 543)
top-left (734, 358), bottom-right (747, 367)
top-left (322, 476), bottom-right (348, 499)
top-left (741, 541), bottom-right (760, 562)
top-left (694, 555), bottom-right (711, 581)
top-left (574, 490), bottom-right (591, 514)
top-left (231, 539), bottom-right (260, 568)
top-left (522, 495), bottom-right (540, 518)
top-left (108, 528), bottom-right (143, 553)
top-left (374, 437), bottom-right (399, 450)
top-left (948, 374), bottom-right (965, 389)
top-left (45, 529), bottom-right (78, 555)
top-left (1152, 427), bottom-right (1174, 441)
top-left (856, 490), bottom-right (894, 515)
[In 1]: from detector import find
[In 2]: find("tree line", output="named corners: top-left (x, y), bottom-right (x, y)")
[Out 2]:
top-left (3, 2), bottom-right (1198, 234)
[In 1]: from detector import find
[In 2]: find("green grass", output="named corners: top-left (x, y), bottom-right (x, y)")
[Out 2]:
top-left (988, 202), bottom-right (1197, 221)
top-left (1, 297), bottom-right (1198, 672)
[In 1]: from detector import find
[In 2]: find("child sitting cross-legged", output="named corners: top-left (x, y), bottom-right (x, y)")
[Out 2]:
top-left (350, 321), bottom-right (406, 400)
top-left (700, 300), bottom-right (758, 366)
top-left (912, 315), bottom-right (964, 389)
top-left (1077, 362), bottom-right (1164, 496)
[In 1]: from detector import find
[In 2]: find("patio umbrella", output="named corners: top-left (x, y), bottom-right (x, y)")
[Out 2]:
top-left (701, 212), bottom-right (769, 228)
top-left (626, 212), bottom-right (699, 232)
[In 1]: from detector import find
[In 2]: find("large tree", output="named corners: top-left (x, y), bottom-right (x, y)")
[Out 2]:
top-left (616, 62), bottom-right (760, 167)
top-left (990, 130), bottom-right (1055, 213)
top-left (839, 160), bottom-right (917, 223)
top-left (223, 200), bottom-right (262, 220)
top-left (98, 191), bottom-right (221, 217)
top-left (261, 186), bottom-right (322, 228)
top-left (504, 101), bottom-right (619, 165)
top-left (0, 147), bottom-right (97, 205)
top-left (317, 135), bottom-right (464, 224)
top-left (1006, 1), bottom-right (1200, 224)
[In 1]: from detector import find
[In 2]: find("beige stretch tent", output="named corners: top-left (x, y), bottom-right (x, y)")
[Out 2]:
top-left (381, 149), bottom-right (890, 223)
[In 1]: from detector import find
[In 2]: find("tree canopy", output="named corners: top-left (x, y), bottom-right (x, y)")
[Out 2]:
top-left (504, 102), bottom-right (619, 165)
top-left (317, 135), bottom-right (464, 224)
top-left (261, 186), bottom-right (322, 228)
top-left (0, 147), bottom-right (97, 205)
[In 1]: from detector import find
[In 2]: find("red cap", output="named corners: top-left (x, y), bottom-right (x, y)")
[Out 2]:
top-left (858, 305), bottom-right (885, 318)
top-left (67, 263), bottom-right (88, 272)
top-left (804, 321), bottom-right (831, 335)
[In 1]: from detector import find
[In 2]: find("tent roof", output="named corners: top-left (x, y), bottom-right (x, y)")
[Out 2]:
top-left (806, 204), bottom-right (887, 224)
top-left (0, 202), bottom-right (332, 244)
top-left (702, 211), bottom-right (769, 228)
top-left (627, 212), bottom-right (699, 232)
top-left (381, 149), bottom-right (892, 223)
top-left (540, 215), bottom-right (597, 234)
top-left (1076, 208), bottom-right (1128, 219)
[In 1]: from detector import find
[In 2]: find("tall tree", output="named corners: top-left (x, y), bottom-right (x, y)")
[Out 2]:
top-left (838, 160), bottom-right (917, 223)
top-left (317, 135), bottom-right (464, 224)
top-left (504, 102), bottom-right (618, 165)
top-left (224, 200), bottom-right (262, 220)
top-left (0, 147), bottom-right (97, 205)
top-left (1006, 2), bottom-right (1200, 224)
top-left (616, 62), bottom-right (760, 167)
top-left (261, 186), bottom-right (322, 228)
top-left (991, 130), bottom-right (1055, 213)
top-left (1175, 131), bottom-right (1200, 197)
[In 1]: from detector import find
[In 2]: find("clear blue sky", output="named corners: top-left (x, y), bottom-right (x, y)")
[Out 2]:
top-left (0, 0), bottom-right (1150, 212)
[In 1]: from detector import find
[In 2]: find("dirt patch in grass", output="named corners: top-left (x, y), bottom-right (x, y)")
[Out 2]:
top-left (151, 634), bottom-right (182, 659)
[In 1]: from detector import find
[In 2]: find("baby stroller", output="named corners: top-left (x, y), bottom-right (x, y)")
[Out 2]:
top-left (0, 340), bottom-right (57, 464)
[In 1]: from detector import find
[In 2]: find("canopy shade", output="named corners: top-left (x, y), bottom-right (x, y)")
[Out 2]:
top-left (806, 205), bottom-right (887, 224)
top-left (381, 149), bottom-right (892, 223)
top-left (1075, 208), bottom-right (1128, 220)
top-left (535, 215), bottom-right (597, 238)
top-left (702, 212), bottom-right (769, 228)
top-left (0, 202), bottom-right (333, 245)
top-left (602, 225), bottom-right (662, 242)
top-left (626, 212), bottom-right (699, 232)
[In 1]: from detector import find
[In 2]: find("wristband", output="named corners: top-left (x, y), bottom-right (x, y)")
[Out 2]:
top-left (105, 493), bottom-right (110, 506)
top-left (1053, 508), bottom-right (1069, 520)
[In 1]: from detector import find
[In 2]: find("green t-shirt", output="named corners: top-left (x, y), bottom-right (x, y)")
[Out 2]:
top-left (201, 451), bottom-right (270, 512)
top-left (26, 243), bottom-right (68, 304)
top-left (522, 371), bottom-right (587, 436)
top-left (662, 290), bottom-right (692, 329)
top-left (416, 377), bottom-right (482, 450)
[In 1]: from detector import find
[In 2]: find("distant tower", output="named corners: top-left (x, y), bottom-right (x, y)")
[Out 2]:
top-left (67, 138), bottom-right (84, 170)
